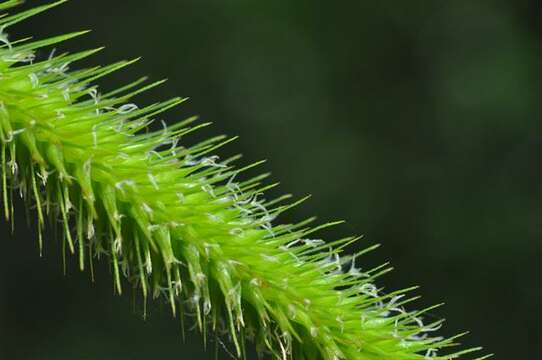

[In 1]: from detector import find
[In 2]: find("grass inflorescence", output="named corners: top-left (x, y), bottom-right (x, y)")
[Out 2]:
top-left (0, 1), bottom-right (490, 359)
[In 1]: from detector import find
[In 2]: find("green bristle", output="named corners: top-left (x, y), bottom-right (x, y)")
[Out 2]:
top-left (0, 2), bottom-right (489, 360)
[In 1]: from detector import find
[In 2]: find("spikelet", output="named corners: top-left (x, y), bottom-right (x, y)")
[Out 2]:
top-left (0, 2), bottom-right (490, 359)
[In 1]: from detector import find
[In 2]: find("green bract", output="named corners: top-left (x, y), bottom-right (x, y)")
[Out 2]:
top-left (0, 2), bottom-right (490, 359)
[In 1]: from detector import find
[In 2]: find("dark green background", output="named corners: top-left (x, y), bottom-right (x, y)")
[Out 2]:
top-left (1, 0), bottom-right (541, 358)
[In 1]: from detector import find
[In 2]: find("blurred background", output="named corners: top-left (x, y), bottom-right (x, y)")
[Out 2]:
top-left (1, 0), bottom-right (541, 358)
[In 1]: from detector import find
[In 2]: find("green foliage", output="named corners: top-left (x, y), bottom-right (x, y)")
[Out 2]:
top-left (0, 2), bottom-right (490, 359)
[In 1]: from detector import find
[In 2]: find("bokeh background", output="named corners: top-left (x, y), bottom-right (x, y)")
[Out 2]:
top-left (1, 0), bottom-right (541, 358)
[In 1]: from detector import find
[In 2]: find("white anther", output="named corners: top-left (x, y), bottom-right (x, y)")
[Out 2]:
top-left (115, 179), bottom-right (135, 193)
top-left (359, 283), bottom-right (379, 297)
top-left (172, 280), bottom-right (183, 296)
top-left (28, 73), bottom-right (39, 88)
top-left (301, 238), bottom-right (325, 248)
top-left (147, 173), bottom-right (159, 190)
top-left (321, 253), bottom-right (342, 273)
top-left (348, 255), bottom-right (368, 278)
top-left (117, 103), bottom-right (138, 114)
top-left (201, 184), bottom-right (216, 197)
top-left (92, 125), bottom-right (98, 148)
top-left (200, 155), bottom-right (227, 168)
top-left (113, 237), bottom-right (122, 254)
top-left (229, 228), bottom-right (244, 236)
top-left (424, 348), bottom-right (438, 359)
top-left (145, 252), bottom-right (152, 274)
top-left (0, 26), bottom-right (12, 50)
top-left (191, 293), bottom-right (201, 305)
top-left (413, 315), bottom-right (425, 328)
top-left (184, 154), bottom-right (199, 166)
top-left (226, 283), bottom-right (241, 306)
top-left (422, 322), bottom-right (443, 333)
top-left (168, 221), bottom-right (182, 228)
top-left (87, 223), bottom-right (95, 240)
top-left (207, 213), bottom-right (222, 222)
top-left (284, 239), bottom-right (301, 249)
top-left (62, 87), bottom-right (70, 101)
top-left (203, 299), bottom-right (212, 315)
top-left (113, 211), bottom-right (124, 222)
top-left (336, 316), bottom-right (344, 333)
top-left (195, 272), bottom-right (206, 285)
top-left (88, 88), bottom-right (99, 104)
top-left (169, 138), bottom-right (179, 156)
top-left (7, 159), bottom-right (17, 175)
top-left (261, 254), bottom-right (279, 263)
top-left (386, 295), bottom-right (406, 314)
top-left (160, 120), bottom-right (169, 137)
top-left (82, 159), bottom-right (92, 176)
top-left (143, 151), bottom-right (161, 161)
top-left (203, 242), bottom-right (219, 257)
top-left (37, 169), bottom-right (51, 186)
top-left (288, 304), bottom-right (297, 319)
top-left (226, 181), bottom-right (242, 200)
top-left (234, 203), bottom-right (252, 215)
top-left (116, 152), bottom-right (131, 160)
top-left (53, 62), bottom-right (70, 74)
top-left (392, 318), bottom-right (400, 338)
top-left (261, 221), bottom-right (275, 237)
top-left (282, 278), bottom-right (289, 289)
top-left (141, 203), bottom-right (153, 215)
top-left (251, 198), bottom-right (270, 217)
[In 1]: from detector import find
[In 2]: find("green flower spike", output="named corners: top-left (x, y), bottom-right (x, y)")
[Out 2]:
top-left (0, 1), bottom-right (491, 359)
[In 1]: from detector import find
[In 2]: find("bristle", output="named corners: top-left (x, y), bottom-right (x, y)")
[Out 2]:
top-left (0, 1), bottom-right (488, 359)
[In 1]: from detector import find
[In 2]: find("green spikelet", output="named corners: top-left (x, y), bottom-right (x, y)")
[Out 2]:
top-left (0, 2), bottom-right (491, 359)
